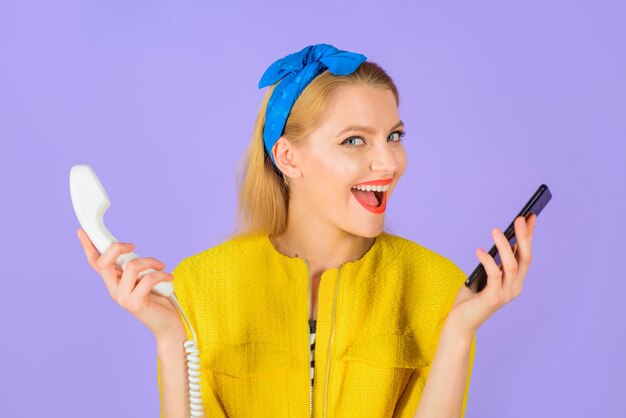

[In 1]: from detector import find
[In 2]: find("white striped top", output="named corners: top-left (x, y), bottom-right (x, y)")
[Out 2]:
top-left (309, 319), bottom-right (316, 388)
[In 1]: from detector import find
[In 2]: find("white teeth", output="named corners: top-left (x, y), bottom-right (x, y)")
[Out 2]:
top-left (351, 184), bottom-right (390, 192)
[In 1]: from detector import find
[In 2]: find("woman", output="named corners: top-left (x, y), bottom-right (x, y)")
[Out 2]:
top-left (77, 44), bottom-right (536, 418)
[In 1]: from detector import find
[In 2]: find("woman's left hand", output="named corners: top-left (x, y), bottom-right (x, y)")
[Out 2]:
top-left (447, 214), bottom-right (537, 337)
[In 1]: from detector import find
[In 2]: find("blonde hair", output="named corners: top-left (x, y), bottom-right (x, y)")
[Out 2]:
top-left (227, 61), bottom-right (401, 240)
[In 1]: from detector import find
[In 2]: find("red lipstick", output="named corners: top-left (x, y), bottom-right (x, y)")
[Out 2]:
top-left (350, 179), bottom-right (392, 214)
top-left (352, 178), bottom-right (393, 187)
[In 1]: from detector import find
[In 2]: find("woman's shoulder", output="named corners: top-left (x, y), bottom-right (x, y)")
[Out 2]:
top-left (381, 232), bottom-right (462, 271)
top-left (382, 232), bottom-right (467, 295)
top-left (383, 232), bottom-right (468, 327)
top-left (175, 233), bottom-right (268, 270)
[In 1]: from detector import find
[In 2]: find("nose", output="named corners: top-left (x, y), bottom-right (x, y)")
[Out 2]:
top-left (369, 142), bottom-right (398, 174)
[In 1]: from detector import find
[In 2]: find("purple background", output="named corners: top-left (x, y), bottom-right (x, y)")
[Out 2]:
top-left (1, 1), bottom-right (624, 416)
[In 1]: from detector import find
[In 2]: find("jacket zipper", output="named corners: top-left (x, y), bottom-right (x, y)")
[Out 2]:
top-left (323, 265), bottom-right (343, 418)
top-left (305, 260), bottom-right (313, 418)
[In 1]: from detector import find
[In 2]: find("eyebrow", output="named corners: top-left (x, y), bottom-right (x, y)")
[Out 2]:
top-left (335, 120), bottom-right (405, 138)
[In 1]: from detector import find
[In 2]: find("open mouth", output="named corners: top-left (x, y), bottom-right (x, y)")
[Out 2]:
top-left (350, 187), bottom-right (386, 210)
top-left (351, 188), bottom-right (382, 206)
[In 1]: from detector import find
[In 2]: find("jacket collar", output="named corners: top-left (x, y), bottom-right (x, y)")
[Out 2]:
top-left (265, 232), bottom-right (381, 261)
top-left (229, 231), bottom-right (407, 283)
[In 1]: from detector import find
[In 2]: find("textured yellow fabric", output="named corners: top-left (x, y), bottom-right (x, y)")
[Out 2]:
top-left (157, 231), bottom-right (476, 417)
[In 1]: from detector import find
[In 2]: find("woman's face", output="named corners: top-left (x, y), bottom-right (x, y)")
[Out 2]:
top-left (278, 84), bottom-right (407, 238)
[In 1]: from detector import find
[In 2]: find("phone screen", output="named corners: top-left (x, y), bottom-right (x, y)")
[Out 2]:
top-left (465, 184), bottom-right (552, 293)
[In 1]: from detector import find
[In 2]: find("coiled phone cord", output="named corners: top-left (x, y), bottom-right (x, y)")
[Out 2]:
top-left (168, 293), bottom-right (205, 417)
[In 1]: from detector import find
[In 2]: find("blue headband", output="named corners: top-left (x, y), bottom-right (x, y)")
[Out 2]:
top-left (258, 43), bottom-right (367, 169)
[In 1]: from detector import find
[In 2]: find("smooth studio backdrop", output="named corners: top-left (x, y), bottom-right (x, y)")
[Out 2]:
top-left (1, 1), bottom-right (624, 417)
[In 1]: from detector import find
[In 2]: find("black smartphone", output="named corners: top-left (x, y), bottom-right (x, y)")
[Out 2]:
top-left (465, 184), bottom-right (552, 293)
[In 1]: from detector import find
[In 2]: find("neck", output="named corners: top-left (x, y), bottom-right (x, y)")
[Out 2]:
top-left (270, 200), bottom-right (376, 272)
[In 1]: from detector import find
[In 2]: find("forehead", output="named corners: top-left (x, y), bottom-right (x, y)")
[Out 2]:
top-left (320, 85), bottom-right (399, 131)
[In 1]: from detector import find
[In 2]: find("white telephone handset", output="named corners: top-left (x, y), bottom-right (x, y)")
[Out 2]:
top-left (70, 164), bottom-right (205, 417)
top-left (69, 164), bottom-right (174, 296)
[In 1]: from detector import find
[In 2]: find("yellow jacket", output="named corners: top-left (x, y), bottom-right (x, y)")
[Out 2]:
top-left (158, 231), bottom-right (476, 417)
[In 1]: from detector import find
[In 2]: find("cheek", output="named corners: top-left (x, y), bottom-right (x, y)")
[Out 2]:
top-left (307, 158), bottom-right (359, 206)
top-left (308, 153), bottom-right (360, 183)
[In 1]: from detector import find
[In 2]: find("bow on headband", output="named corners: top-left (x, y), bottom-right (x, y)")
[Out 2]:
top-left (258, 43), bottom-right (367, 169)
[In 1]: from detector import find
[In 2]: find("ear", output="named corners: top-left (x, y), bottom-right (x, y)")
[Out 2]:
top-left (272, 137), bottom-right (301, 179)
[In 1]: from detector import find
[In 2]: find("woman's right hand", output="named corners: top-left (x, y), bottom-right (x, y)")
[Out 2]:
top-left (76, 228), bottom-right (186, 341)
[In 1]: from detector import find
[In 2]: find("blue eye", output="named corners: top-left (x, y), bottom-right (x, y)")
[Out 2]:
top-left (389, 130), bottom-right (406, 142)
top-left (340, 130), bottom-right (406, 146)
top-left (341, 136), bottom-right (365, 146)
